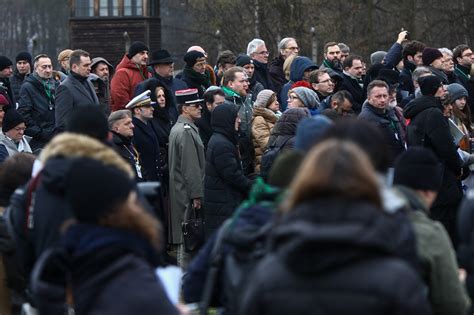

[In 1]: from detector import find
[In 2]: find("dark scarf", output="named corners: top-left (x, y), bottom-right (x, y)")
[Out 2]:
top-left (33, 72), bottom-right (56, 106)
top-left (183, 66), bottom-right (211, 88)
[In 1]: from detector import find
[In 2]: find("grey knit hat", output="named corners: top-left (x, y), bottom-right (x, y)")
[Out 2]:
top-left (254, 89), bottom-right (276, 108)
top-left (370, 51), bottom-right (387, 65)
top-left (447, 83), bottom-right (468, 103)
top-left (292, 87), bottom-right (320, 109)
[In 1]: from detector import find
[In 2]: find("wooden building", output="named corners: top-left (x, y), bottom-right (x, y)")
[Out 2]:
top-left (69, 0), bottom-right (160, 66)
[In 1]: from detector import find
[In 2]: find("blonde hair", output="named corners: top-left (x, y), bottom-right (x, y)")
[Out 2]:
top-left (283, 139), bottom-right (382, 212)
top-left (283, 54), bottom-right (297, 81)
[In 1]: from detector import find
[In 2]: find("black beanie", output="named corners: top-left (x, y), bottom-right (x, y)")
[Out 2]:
top-left (65, 158), bottom-right (135, 223)
top-left (235, 54), bottom-right (253, 67)
top-left (2, 105), bottom-right (25, 133)
top-left (66, 106), bottom-right (109, 141)
top-left (15, 51), bottom-right (32, 64)
top-left (0, 56), bottom-right (13, 71)
top-left (422, 47), bottom-right (443, 66)
top-left (419, 75), bottom-right (442, 96)
top-left (128, 41), bottom-right (149, 59)
top-left (393, 147), bottom-right (443, 191)
top-left (184, 51), bottom-right (205, 68)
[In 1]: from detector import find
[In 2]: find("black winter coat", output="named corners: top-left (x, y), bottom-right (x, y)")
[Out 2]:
top-left (30, 224), bottom-right (178, 315)
top-left (404, 95), bottom-right (463, 243)
top-left (204, 104), bottom-right (252, 238)
top-left (252, 60), bottom-right (274, 91)
top-left (110, 132), bottom-right (143, 181)
top-left (339, 73), bottom-right (364, 113)
top-left (132, 117), bottom-right (162, 182)
top-left (358, 102), bottom-right (406, 165)
top-left (267, 107), bottom-right (310, 151)
top-left (10, 71), bottom-right (26, 101)
top-left (238, 198), bottom-right (432, 315)
top-left (457, 183), bottom-right (474, 304)
top-left (269, 55), bottom-right (286, 95)
top-left (17, 75), bottom-right (59, 151)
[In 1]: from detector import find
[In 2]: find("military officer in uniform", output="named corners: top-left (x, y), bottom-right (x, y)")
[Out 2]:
top-left (168, 88), bottom-right (205, 267)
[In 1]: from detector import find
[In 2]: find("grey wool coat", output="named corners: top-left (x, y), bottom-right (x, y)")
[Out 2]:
top-left (168, 115), bottom-right (205, 244)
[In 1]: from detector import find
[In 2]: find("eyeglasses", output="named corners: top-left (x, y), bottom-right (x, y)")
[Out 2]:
top-left (286, 46), bottom-right (299, 51)
top-left (256, 51), bottom-right (269, 55)
top-left (319, 78), bottom-right (335, 85)
top-left (288, 94), bottom-right (299, 101)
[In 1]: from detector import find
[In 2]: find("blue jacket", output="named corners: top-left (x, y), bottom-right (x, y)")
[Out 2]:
top-left (279, 57), bottom-right (317, 111)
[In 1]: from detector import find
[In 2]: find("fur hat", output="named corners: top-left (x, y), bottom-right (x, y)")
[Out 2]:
top-left (419, 75), bottom-right (442, 96)
top-left (57, 49), bottom-right (73, 62)
top-left (254, 89), bottom-right (275, 108)
top-left (292, 87), bottom-right (320, 109)
top-left (422, 47), bottom-right (443, 66)
top-left (184, 51), bottom-right (205, 68)
top-left (447, 83), bottom-right (468, 103)
top-left (0, 56), bottom-right (13, 71)
top-left (2, 106), bottom-right (25, 133)
top-left (128, 41), bottom-right (149, 59)
top-left (394, 147), bottom-right (442, 191)
top-left (65, 157), bottom-right (135, 223)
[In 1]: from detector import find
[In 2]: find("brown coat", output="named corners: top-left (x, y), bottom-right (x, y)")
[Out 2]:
top-left (251, 106), bottom-right (278, 173)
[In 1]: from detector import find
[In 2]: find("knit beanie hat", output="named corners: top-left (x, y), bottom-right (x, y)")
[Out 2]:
top-left (0, 56), bottom-right (13, 71)
top-left (15, 51), bottom-right (32, 64)
top-left (370, 51), bottom-right (387, 65)
top-left (419, 75), bottom-right (442, 96)
top-left (393, 146), bottom-right (442, 191)
top-left (292, 87), bottom-right (320, 109)
top-left (65, 157), bottom-right (135, 223)
top-left (447, 83), bottom-right (468, 103)
top-left (295, 116), bottom-right (333, 152)
top-left (422, 47), bottom-right (443, 66)
top-left (235, 54), bottom-right (253, 67)
top-left (0, 95), bottom-right (10, 106)
top-left (184, 51), bottom-right (205, 68)
top-left (254, 89), bottom-right (275, 108)
top-left (2, 106), bottom-right (25, 133)
top-left (128, 41), bottom-right (149, 59)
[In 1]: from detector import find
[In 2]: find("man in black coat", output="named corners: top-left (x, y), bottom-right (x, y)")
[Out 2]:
top-left (0, 56), bottom-right (15, 105)
top-left (126, 90), bottom-right (163, 182)
top-left (135, 49), bottom-right (188, 124)
top-left (18, 54), bottom-right (59, 152)
top-left (10, 52), bottom-right (32, 101)
top-left (196, 86), bottom-right (226, 149)
top-left (340, 55), bottom-right (365, 113)
top-left (204, 103), bottom-right (252, 238)
top-left (403, 75), bottom-right (463, 245)
top-left (247, 39), bottom-right (274, 90)
top-left (55, 49), bottom-right (99, 132)
top-left (358, 80), bottom-right (406, 165)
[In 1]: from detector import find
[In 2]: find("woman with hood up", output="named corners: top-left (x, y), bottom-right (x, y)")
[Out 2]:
top-left (204, 103), bottom-right (252, 238)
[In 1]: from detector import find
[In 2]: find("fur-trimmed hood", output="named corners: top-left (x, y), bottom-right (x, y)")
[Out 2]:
top-left (39, 133), bottom-right (134, 178)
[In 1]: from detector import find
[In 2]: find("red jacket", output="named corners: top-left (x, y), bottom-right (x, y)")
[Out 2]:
top-left (110, 54), bottom-right (151, 111)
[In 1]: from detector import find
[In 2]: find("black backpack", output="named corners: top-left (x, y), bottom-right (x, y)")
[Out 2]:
top-left (199, 209), bottom-right (271, 315)
top-left (260, 136), bottom-right (291, 180)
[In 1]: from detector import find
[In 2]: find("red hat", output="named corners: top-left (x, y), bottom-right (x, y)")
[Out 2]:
top-left (0, 94), bottom-right (10, 106)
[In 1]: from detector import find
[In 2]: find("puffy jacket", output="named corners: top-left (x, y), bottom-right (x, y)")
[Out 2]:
top-left (110, 54), bottom-right (150, 111)
top-left (251, 106), bottom-right (277, 172)
top-left (279, 56), bottom-right (317, 110)
top-left (238, 198), bottom-right (432, 315)
top-left (204, 104), bottom-right (252, 238)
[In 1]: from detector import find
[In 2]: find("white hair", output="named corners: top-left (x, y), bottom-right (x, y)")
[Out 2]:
top-left (247, 38), bottom-right (266, 56)
top-left (278, 37), bottom-right (297, 52)
top-left (438, 47), bottom-right (453, 57)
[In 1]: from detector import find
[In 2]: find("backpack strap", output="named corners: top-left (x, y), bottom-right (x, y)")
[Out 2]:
top-left (24, 172), bottom-right (43, 234)
top-left (199, 219), bottom-right (232, 315)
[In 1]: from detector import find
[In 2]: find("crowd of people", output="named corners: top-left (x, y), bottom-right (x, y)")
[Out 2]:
top-left (0, 30), bottom-right (474, 314)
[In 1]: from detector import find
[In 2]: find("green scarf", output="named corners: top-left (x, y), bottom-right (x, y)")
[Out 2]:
top-left (221, 86), bottom-right (240, 98)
